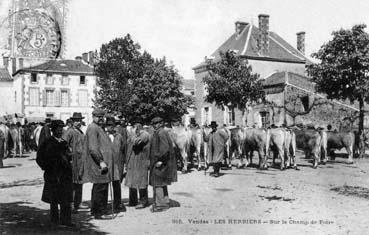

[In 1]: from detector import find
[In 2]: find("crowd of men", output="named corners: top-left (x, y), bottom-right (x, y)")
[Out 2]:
top-left (35, 109), bottom-right (178, 227)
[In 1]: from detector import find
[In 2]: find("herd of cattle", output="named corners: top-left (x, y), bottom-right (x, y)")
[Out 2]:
top-left (165, 124), bottom-right (362, 172)
top-left (0, 121), bottom-right (363, 173)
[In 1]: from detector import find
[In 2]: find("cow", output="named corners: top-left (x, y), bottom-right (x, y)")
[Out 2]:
top-left (293, 127), bottom-right (322, 168)
top-left (322, 131), bottom-right (355, 164)
top-left (228, 127), bottom-right (246, 168)
top-left (266, 128), bottom-right (287, 170)
top-left (168, 123), bottom-right (192, 173)
top-left (243, 128), bottom-right (268, 169)
top-left (284, 129), bottom-right (297, 169)
top-left (188, 126), bottom-right (204, 170)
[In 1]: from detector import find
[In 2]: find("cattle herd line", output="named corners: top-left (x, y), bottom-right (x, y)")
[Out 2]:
top-left (166, 124), bottom-right (358, 173)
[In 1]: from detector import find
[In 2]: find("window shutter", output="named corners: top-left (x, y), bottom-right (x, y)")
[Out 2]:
top-left (68, 89), bottom-right (71, 107)
top-left (42, 90), bottom-right (47, 106)
top-left (55, 89), bottom-right (61, 107)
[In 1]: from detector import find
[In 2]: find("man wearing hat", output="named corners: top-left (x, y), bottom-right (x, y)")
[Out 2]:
top-left (105, 117), bottom-right (126, 213)
top-left (63, 112), bottom-right (88, 213)
top-left (36, 120), bottom-right (74, 226)
top-left (39, 118), bottom-right (52, 149)
top-left (149, 117), bottom-right (177, 212)
top-left (125, 120), bottom-right (150, 209)
top-left (203, 121), bottom-right (229, 177)
top-left (84, 108), bottom-right (113, 219)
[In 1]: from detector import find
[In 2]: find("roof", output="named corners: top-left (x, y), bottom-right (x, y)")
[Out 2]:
top-left (194, 23), bottom-right (312, 70)
top-left (0, 67), bottom-right (12, 81)
top-left (14, 59), bottom-right (94, 76)
top-left (182, 79), bottom-right (195, 90)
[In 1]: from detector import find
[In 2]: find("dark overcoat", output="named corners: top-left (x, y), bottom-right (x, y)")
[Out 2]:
top-left (149, 127), bottom-right (177, 186)
top-left (109, 132), bottom-right (126, 182)
top-left (36, 136), bottom-right (73, 204)
top-left (63, 127), bottom-right (85, 184)
top-left (125, 129), bottom-right (150, 188)
top-left (84, 122), bottom-right (114, 184)
top-left (38, 125), bottom-right (51, 149)
top-left (204, 128), bottom-right (229, 164)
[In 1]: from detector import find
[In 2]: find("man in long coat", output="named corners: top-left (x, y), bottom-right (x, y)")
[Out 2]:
top-left (105, 117), bottom-right (126, 212)
top-left (63, 112), bottom-right (87, 213)
top-left (125, 121), bottom-right (150, 209)
top-left (84, 109), bottom-right (113, 219)
top-left (0, 117), bottom-right (9, 159)
top-left (203, 121), bottom-right (229, 177)
top-left (149, 117), bottom-right (177, 212)
top-left (36, 120), bottom-right (73, 226)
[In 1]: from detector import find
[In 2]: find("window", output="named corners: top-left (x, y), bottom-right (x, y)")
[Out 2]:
top-left (61, 90), bottom-right (69, 107)
top-left (46, 113), bottom-right (54, 118)
top-left (61, 75), bottom-right (69, 85)
top-left (46, 90), bottom-right (55, 106)
top-left (301, 96), bottom-right (309, 112)
top-left (46, 74), bottom-right (53, 85)
top-left (14, 91), bottom-right (16, 103)
top-left (78, 90), bottom-right (88, 106)
top-left (260, 111), bottom-right (270, 128)
top-left (31, 73), bottom-right (37, 83)
top-left (80, 76), bottom-right (86, 85)
top-left (227, 106), bottom-right (235, 126)
top-left (29, 88), bottom-right (39, 105)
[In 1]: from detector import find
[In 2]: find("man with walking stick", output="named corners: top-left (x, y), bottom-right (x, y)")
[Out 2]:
top-left (84, 109), bottom-right (113, 219)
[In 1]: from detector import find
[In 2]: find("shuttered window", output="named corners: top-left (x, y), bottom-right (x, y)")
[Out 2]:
top-left (46, 90), bottom-right (55, 106)
top-left (78, 90), bottom-right (88, 106)
top-left (61, 90), bottom-right (69, 107)
top-left (61, 75), bottom-right (69, 85)
top-left (29, 88), bottom-right (39, 106)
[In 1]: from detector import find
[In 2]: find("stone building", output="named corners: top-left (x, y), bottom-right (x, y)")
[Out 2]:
top-left (193, 14), bottom-right (357, 129)
top-left (10, 58), bottom-right (95, 123)
top-left (181, 79), bottom-right (195, 126)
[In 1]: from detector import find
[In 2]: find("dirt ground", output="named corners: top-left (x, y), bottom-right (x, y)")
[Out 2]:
top-left (1, 151), bottom-right (369, 235)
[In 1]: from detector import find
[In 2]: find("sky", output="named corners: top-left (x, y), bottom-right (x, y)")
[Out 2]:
top-left (2, 0), bottom-right (369, 79)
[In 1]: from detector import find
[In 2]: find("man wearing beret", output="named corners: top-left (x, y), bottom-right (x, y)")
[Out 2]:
top-left (84, 108), bottom-right (113, 219)
top-left (36, 120), bottom-right (73, 226)
top-left (63, 113), bottom-right (88, 213)
top-left (149, 117), bottom-right (177, 212)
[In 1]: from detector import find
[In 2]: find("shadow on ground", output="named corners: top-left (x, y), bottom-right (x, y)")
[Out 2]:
top-left (331, 185), bottom-right (369, 200)
top-left (0, 201), bottom-right (107, 234)
top-left (0, 178), bottom-right (44, 189)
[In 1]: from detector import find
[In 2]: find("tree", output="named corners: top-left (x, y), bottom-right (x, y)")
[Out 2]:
top-left (308, 24), bottom-right (369, 158)
top-left (203, 51), bottom-right (265, 122)
top-left (94, 35), bottom-right (192, 124)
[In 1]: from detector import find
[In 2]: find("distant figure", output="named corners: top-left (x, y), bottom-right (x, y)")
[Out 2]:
top-left (327, 124), bottom-right (332, 131)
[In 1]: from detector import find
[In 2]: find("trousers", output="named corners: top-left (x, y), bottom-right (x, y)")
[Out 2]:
top-left (91, 183), bottom-right (108, 216)
top-left (50, 202), bottom-right (71, 225)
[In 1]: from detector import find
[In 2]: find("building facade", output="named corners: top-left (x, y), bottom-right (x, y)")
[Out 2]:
top-left (11, 59), bottom-right (95, 123)
top-left (193, 14), bottom-right (355, 128)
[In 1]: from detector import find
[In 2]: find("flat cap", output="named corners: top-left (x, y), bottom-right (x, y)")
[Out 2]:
top-left (151, 117), bottom-right (163, 125)
top-left (92, 108), bottom-right (106, 117)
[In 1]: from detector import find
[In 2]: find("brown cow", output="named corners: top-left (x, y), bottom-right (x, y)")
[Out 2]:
top-left (293, 127), bottom-right (322, 169)
top-left (243, 128), bottom-right (268, 169)
top-left (323, 131), bottom-right (355, 164)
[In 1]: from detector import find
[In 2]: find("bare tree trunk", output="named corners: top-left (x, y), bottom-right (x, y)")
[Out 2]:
top-left (359, 98), bottom-right (365, 158)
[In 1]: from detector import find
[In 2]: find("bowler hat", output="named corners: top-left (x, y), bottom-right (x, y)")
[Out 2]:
top-left (50, 120), bottom-right (65, 129)
top-left (210, 121), bottom-right (218, 127)
top-left (92, 108), bottom-right (105, 117)
top-left (70, 112), bottom-right (85, 120)
top-left (151, 117), bottom-right (163, 125)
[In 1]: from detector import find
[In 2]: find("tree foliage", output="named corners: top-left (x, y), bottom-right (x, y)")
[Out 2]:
top-left (308, 24), bottom-right (369, 157)
top-left (203, 51), bottom-right (265, 111)
top-left (94, 35), bottom-right (192, 124)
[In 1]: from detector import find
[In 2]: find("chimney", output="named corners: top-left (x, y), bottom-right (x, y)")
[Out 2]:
top-left (18, 58), bottom-right (24, 69)
top-left (12, 58), bottom-right (16, 74)
top-left (3, 56), bottom-right (8, 68)
top-left (258, 14), bottom-right (270, 55)
top-left (235, 21), bottom-right (248, 35)
top-left (88, 51), bottom-right (94, 65)
top-left (296, 31), bottom-right (305, 55)
top-left (82, 53), bottom-right (88, 63)
top-left (75, 56), bottom-right (82, 61)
